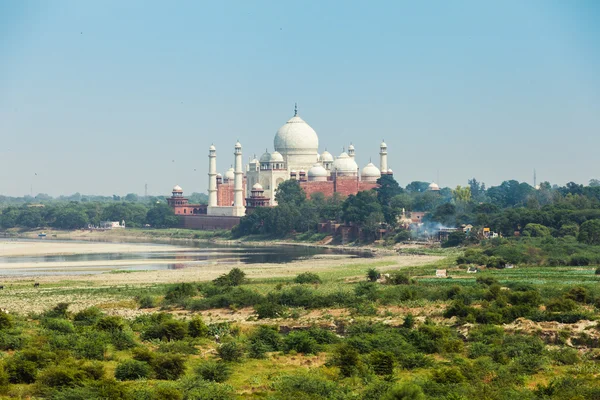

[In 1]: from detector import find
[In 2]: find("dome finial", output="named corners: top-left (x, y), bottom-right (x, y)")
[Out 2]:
top-left (294, 102), bottom-right (298, 116)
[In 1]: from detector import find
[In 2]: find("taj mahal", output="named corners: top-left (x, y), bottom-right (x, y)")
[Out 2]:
top-left (168, 106), bottom-right (392, 226)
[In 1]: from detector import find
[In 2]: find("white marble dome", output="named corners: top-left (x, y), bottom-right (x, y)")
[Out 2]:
top-left (269, 151), bottom-right (284, 162)
top-left (361, 163), bottom-right (381, 181)
top-left (252, 183), bottom-right (263, 190)
top-left (224, 167), bottom-right (235, 180)
top-left (320, 150), bottom-right (334, 163)
top-left (428, 182), bottom-right (440, 191)
top-left (308, 163), bottom-right (328, 177)
top-left (172, 185), bottom-right (183, 192)
top-left (259, 151), bottom-right (271, 163)
top-left (274, 115), bottom-right (319, 154)
top-left (332, 152), bottom-right (358, 175)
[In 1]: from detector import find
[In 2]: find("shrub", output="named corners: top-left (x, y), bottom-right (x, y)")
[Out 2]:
top-left (431, 367), bottom-right (466, 384)
top-left (142, 319), bottom-right (187, 342)
top-left (110, 329), bottom-right (138, 350)
top-left (566, 286), bottom-right (590, 303)
top-left (213, 268), bottom-right (246, 287)
top-left (132, 346), bottom-right (156, 363)
top-left (44, 303), bottom-right (70, 319)
top-left (164, 283), bottom-right (198, 303)
top-left (73, 307), bottom-right (104, 326)
top-left (402, 313), bottom-right (415, 329)
top-left (388, 272), bottom-right (411, 285)
top-left (596, 267), bottom-right (600, 275)
top-left (249, 325), bottom-right (283, 353)
top-left (294, 272), bottom-right (322, 284)
top-left (381, 382), bottom-right (426, 400)
top-left (188, 317), bottom-right (209, 338)
top-left (96, 316), bottom-right (125, 332)
top-left (367, 268), bottom-right (381, 282)
top-left (550, 348), bottom-right (579, 365)
top-left (42, 318), bottom-right (75, 333)
top-left (255, 301), bottom-right (284, 319)
top-left (273, 373), bottom-right (348, 399)
top-left (0, 313), bottom-right (13, 330)
top-left (370, 351), bottom-right (395, 376)
top-left (217, 341), bottom-right (244, 362)
top-left (152, 353), bottom-right (187, 380)
top-left (115, 359), bottom-right (151, 381)
top-left (37, 365), bottom-right (85, 389)
top-left (284, 331), bottom-right (320, 355)
top-left (74, 331), bottom-right (109, 360)
top-left (5, 358), bottom-right (37, 383)
top-left (138, 295), bottom-right (157, 309)
top-left (195, 361), bottom-right (231, 382)
top-left (546, 298), bottom-right (578, 312)
top-left (330, 343), bottom-right (360, 377)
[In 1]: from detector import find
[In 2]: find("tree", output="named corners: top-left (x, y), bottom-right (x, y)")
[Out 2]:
top-left (522, 223), bottom-right (551, 238)
top-left (578, 219), bottom-right (600, 245)
top-left (382, 382), bottom-right (426, 400)
top-left (341, 191), bottom-right (382, 226)
top-left (146, 203), bottom-right (179, 228)
top-left (405, 181), bottom-right (430, 193)
top-left (452, 185), bottom-right (471, 204)
top-left (275, 180), bottom-right (306, 207)
top-left (590, 179), bottom-right (600, 187)
top-left (124, 193), bottom-right (139, 202)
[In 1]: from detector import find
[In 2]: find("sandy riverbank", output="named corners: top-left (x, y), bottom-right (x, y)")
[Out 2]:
top-left (0, 240), bottom-right (194, 257)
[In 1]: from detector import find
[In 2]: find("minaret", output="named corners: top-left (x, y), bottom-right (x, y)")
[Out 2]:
top-left (233, 141), bottom-right (245, 216)
top-left (379, 140), bottom-right (388, 173)
top-left (208, 144), bottom-right (217, 207)
top-left (348, 143), bottom-right (355, 159)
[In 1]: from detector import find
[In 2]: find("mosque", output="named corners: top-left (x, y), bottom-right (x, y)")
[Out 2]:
top-left (168, 107), bottom-right (392, 228)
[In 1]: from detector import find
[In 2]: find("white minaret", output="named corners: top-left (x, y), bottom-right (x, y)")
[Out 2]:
top-left (232, 141), bottom-right (245, 216)
top-left (379, 140), bottom-right (388, 173)
top-left (348, 143), bottom-right (355, 159)
top-left (208, 144), bottom-right (217, 207)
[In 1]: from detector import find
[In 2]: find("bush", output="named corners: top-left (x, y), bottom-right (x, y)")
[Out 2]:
top-left (284, 331), bottom-right (320, 355)
top-left (381, 382), bottom-right (426, 400)
top-left (138, 295), bottom-right (158, 309)
top-left (158, 340), bottom-right (198, 355)
top-left (42, 318), bottom-right (75, 333)
top-left (249, 325), bottom-right (283, 353)
top-left (388, 272), bottom-right (411, 285)
top-left (142, 319), bottom-right (187, 342)
top-left (546, 298), bottom-right (578, 312)
top-left (5, 358), bottom-right (37, 383)
top-left (367, 268), bottom-right (381, 282)
top-left (255, 301), bottom-right (285, 319)
top-left (115, 359), bottom-right (151, 381)
top-left (370, 351), bottom-right (395, 376)
top-left (74, 331), bottom-right (110, 360)
top-left (110, 329), bottom-right (138, 350)
top-left (217, 341), bottom-right (244, 362)
top-left (36, 365), bottom-right (84, 389)
top-left (195, 361), bottom-right (231, 382)
top-left (294, 272), bottom-right (322, 284)
top-left (0, 313), bottom-right (13, 330)
top-left (152, 353), bottom-right (187, 380)
top-left (213, 268), bottom-right (246, 287)
top-left (566, 286), bottom-right (590, 303)
top-left (164, 283), bottom-right (198, 304)
top-left (96, 316), bottom-right (125, 332)
top-left (188, 317), bottom-right (209, 338)
top-left (44, 303), bottom-right (70, 319)
top-left (132, 346), bottom-right (156, 363)
top-left (73, 307), bottom-right (103, 325)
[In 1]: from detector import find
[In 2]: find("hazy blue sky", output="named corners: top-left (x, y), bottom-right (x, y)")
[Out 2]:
top-left (1, 0), bottom-right (599, 197)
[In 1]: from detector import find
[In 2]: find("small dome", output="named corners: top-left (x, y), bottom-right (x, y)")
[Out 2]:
top-left (361, 163), bottom-right (381, 178)
top-left (308, 163), bottom-right (328, 177)
top-left (216, 173), bottom-right (222, 178)
top-left (250, 156), bottom-right (259, 164)
top-left (320, 150), bottom-right (334, 162)
top-left (252, 183), bottom-right (263, 191)
top-left (209, 144), bottom-right (216, 151)
top-left (380, 141), bottom-right (387, 148)
top-left (348, 144), bottom-right (355, 151)
top-left (259, 151), bottom-right (271, 163)
top-left (333, 152), bottom-right (359, 174)
top-left (225, 168), bottom-right (235, 180)
top-left (172, 185), bottom-right (183, 192)
top-left (270, 151), bottom-right (284, 162)
top-left (235, 141), bottom-right (242, 149)
top-left (428, 182), bottom-right (440, 191)
top-left (387, 168), bottom-right (393, 174)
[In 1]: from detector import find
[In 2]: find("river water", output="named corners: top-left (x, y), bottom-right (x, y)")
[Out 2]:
top-left (0, 239), bottom-right (369, 276)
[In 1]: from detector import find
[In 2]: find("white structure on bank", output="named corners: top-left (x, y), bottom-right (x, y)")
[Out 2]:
top-left (207, 106), bottom-right (392, 210)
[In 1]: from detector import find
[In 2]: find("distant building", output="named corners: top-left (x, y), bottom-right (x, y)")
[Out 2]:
top-left (166, 186), bottom-right (207, 215)
top-left (99, 221), bottom-right (125, 229)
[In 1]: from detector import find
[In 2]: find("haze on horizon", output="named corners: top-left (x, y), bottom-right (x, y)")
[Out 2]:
top-left (1, 0), bottom-right (599, 198)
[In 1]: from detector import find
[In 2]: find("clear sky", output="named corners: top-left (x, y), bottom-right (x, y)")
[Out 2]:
top-left (1, 0), bottom-right (599, 197)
